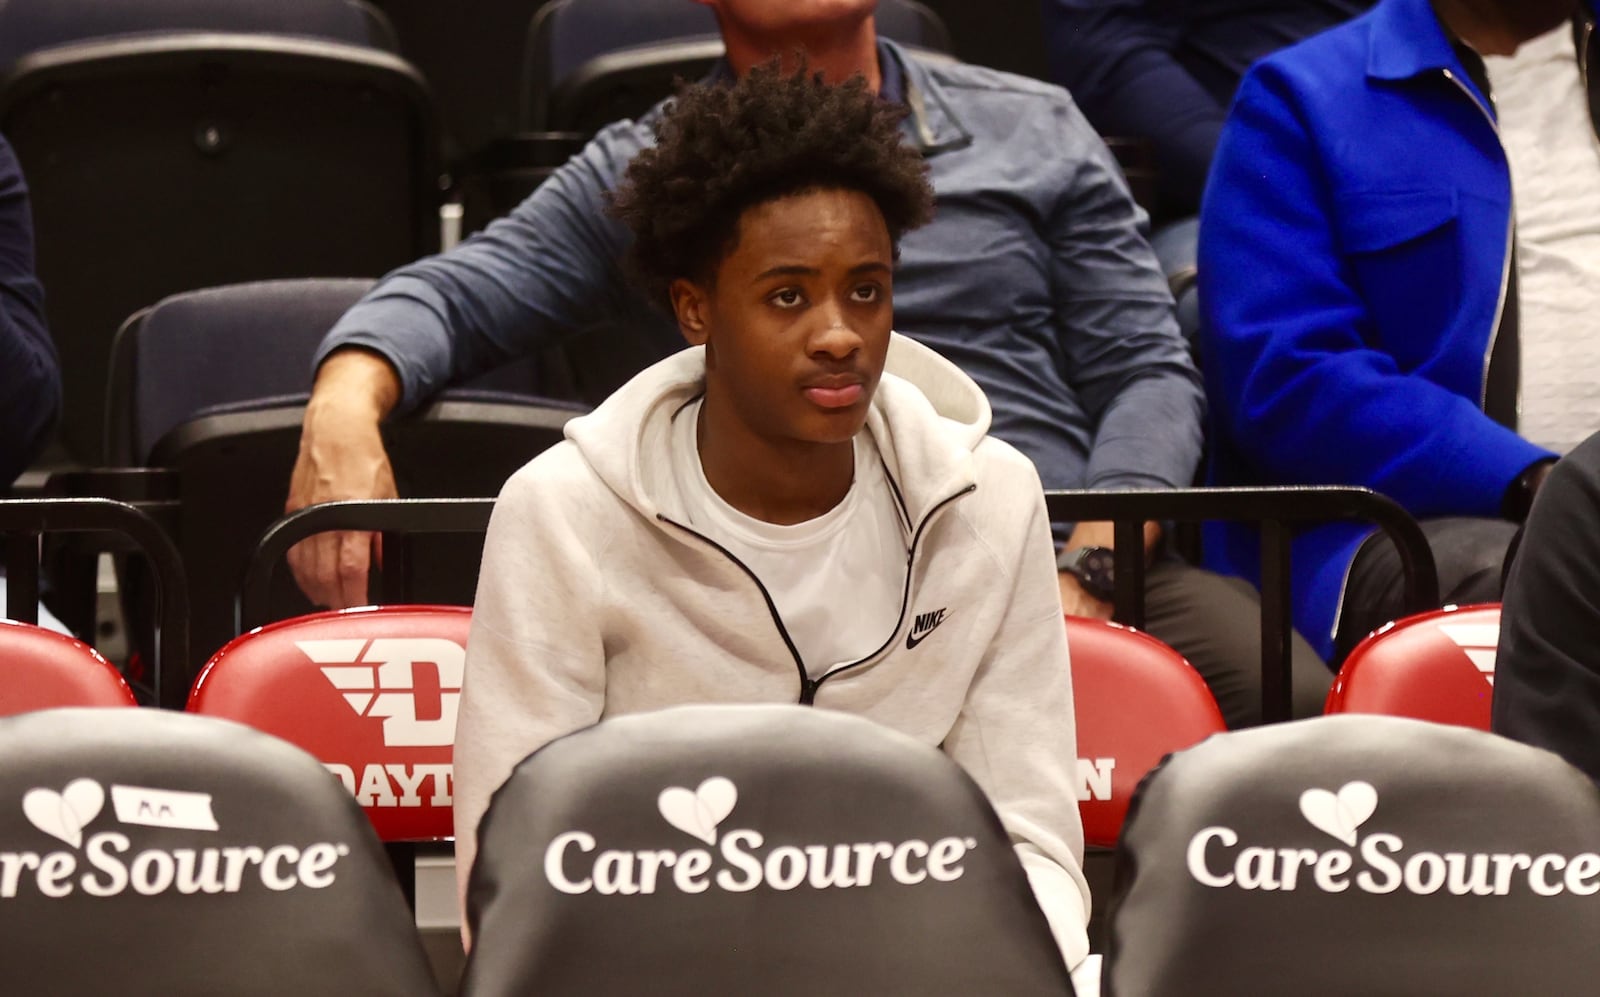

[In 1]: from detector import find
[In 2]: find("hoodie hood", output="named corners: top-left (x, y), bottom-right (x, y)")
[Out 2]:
top-left (564, 332), bottom-right (993, 528)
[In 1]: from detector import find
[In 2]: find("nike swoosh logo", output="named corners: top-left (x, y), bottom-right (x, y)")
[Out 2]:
top-left (906, 615), bottom-right (948, 650)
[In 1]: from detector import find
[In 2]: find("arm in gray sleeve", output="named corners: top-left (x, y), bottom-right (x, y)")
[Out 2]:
top-left (314, 121), bottom-right (655, 412)
top-left (1043, 99), bottom-right (1205, 491)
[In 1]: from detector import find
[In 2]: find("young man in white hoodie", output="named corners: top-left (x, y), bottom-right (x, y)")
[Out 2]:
top-left (452, 64), bottom-right (1091, 968)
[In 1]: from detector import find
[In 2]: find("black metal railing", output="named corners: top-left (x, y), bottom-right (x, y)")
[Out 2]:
top-left (1045, 486), bottom-right (1439, 724)
top-left (239, 498), bottom-right (496, 631)
top-left (0, 498), bottom-right (190, 707)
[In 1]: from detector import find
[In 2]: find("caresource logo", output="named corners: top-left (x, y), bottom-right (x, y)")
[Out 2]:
top-left (2, 778), bottom-right (350, 900)
top-left (544, 777), bottom-right (979, 897)
top-left (1186, 781), bottom-right (1600, 898)
top-left (299, 637), bottom-right (464, 748)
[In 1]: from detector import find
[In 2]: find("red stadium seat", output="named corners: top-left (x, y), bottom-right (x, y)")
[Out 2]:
top-left (1325, 604), bottom-right (1499, 730)
top-left (188, 605), bottom-right (469, 842)
top-left (0, 619), bottom-right (136, 713)
top-left (1067, 616), bottom-right (1226, 848)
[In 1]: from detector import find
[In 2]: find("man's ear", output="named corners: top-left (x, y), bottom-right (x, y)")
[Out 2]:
top-left (669, 277), bottom-right (712, 347)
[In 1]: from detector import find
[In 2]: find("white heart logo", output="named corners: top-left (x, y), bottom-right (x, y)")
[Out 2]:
top-left (657, 777), bottom-right (738, 845)
top-left (22, 779), bottom-right (105, 848)
top-left (1298, 781), bottom-right (1378, 847)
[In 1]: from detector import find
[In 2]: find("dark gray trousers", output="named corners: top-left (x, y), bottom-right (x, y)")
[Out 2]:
top-left (1333, 516), bottom-right (1520, 661)
top-left (1138, 558), bottom-right (1331, 729)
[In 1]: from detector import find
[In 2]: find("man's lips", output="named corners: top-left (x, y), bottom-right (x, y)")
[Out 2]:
top-left (801, 375), bottom-right (865, 409)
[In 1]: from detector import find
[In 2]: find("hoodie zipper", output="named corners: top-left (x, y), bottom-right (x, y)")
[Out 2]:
top-left (658, 481), bottom-right (975, 707)
top-left (1439, 65), bottom-right (1513, 414)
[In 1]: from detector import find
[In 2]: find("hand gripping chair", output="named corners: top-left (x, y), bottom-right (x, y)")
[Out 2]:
top-left (1104, 714), bottom-right (1600, 996)
top-left (0, 707), bottom-right (439, 996)
top-left (1324, 604), bottom-right (1500, 730)
top-left (460, 704), bottom-right (1078, 996)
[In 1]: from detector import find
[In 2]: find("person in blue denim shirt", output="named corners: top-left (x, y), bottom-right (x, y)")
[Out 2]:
top-left (287, 0), bottom-right (1329, 727)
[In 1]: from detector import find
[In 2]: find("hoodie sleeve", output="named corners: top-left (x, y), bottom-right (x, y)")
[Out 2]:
top-left (943, 455), bottom-right (1091, 968)
top-left (453, 448), bottom-right (609, 932)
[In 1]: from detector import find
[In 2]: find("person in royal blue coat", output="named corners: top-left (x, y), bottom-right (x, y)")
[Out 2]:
top-left (1199, 0), bottom-right (1594, 661)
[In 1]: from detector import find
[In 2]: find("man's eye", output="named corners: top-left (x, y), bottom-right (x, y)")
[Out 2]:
top-left (771, 289), bottom-right (804, 308)
top-left (852, 284), bottom-right (881, 303)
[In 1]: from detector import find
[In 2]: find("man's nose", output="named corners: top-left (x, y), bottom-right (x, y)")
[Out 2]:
top-left (809, 298), bottom-right (863, 359)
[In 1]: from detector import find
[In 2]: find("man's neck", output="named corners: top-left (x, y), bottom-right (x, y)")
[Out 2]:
top-left (695, 402), bottom-right (856, 526)
top-left (1432, 0), bottom-right (1577, 57)
top-left (719, 18), bottom-right (881, 93)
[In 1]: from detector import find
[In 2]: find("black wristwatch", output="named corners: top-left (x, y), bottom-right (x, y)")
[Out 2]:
top-left (1058, 545), bottom-right (1116, 602)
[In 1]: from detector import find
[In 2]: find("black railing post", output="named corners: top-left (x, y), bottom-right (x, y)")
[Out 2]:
top-left (1111, 518), bottom-right (1146, 629)
top-left (1259, 519), bottom-right (1293, 725)
top-left (4, 532), bottom-right (40, 625)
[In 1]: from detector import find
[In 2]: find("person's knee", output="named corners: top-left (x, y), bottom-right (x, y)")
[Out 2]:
top-left (1430, 518), bottom-right (1520, 604)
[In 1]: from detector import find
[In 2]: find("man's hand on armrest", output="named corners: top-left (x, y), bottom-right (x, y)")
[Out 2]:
top-left (286, 349), bottom-right (403, 609)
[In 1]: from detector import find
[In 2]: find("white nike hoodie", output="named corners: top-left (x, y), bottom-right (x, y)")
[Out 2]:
top-left (454, 333), bottom-right (1090, 966)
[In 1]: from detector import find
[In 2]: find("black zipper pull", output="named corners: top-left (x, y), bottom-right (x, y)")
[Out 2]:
top-left (799, 677), bottom-right (820, 706)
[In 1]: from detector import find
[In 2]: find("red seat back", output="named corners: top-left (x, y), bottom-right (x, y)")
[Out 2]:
top-left (0, 620), bottom-right (136, 713)
top-left (187, 605), bottom-right (470, 841)
top-left (1325, 603), bottom-right (1499, 730)
top-left (1067, 616), bottom-right (1226, 848)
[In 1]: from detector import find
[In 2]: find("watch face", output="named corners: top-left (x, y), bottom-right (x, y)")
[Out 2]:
top-left (1075, 546), bottom-right (1116, 601)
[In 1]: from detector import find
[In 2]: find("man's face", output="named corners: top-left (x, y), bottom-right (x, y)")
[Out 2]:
top-left (695, 0), bottom-right (877, 37)
top-left (671, 187), bottom-right (893, 449)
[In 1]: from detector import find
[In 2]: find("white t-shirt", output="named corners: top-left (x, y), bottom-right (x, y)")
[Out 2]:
top-left (1485, 24), bottom-right (1600, 454)
top-left (670, 398), bottom-right (908, 676)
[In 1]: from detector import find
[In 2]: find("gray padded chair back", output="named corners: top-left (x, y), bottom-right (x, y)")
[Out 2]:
top-left (0, 707), bottom-right (438, 996)
top-left (462, 704), bottom-right (1075, 996)
top-left (1106, 715), bottom-right (1600, 996)
top-left (0, 16), bottom-right (436, 463)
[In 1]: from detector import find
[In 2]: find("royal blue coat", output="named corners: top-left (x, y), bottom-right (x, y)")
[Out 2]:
top-left (1199, 0), bottom-right (1594, 658)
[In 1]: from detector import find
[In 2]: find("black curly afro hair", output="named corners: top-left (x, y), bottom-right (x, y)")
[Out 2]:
top-left (607, 59), bottom-right (935, 307)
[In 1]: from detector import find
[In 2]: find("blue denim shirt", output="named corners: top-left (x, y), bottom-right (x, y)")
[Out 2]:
top-left (318, 41), bottom-right (1203, 539)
